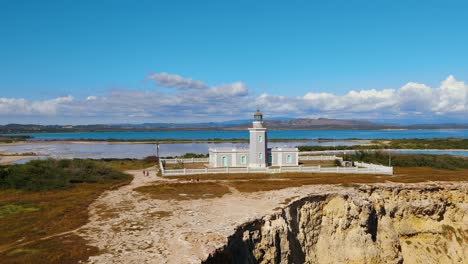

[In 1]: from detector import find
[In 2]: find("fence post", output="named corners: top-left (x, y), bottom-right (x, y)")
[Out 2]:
top-left (247, 167), bottom-right (249, 173)
top-left (336, 166), bottom-right (339, 173)
top-left (184, 168), bottom-right (186, 175)
top-left (279, 167), bottom-right (282, 173)
top-left (205, 168), bottom-right (208, 173)
top-left (318, 165), bottom-right (321, 172)
top-left (299, 166), bottom-right (302, 172)
top-left (192, 158), bottom-right (194, 163)
top-left (226, 167), bottom-right (229, 174)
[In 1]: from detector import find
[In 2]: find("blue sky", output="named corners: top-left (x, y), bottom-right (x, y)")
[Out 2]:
top-left (1, 0), bottom-right (467, 124)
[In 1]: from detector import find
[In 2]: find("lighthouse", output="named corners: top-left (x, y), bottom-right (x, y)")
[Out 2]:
top-left (248, 110), bottom-right (267, 167)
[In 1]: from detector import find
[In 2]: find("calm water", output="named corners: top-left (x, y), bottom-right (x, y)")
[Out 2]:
top-left (0, 140), bottom-right (359, 159)
top-left (1, 129), bottom-right (467, 161)
top-left (4, 129), bottom-right (468, 140)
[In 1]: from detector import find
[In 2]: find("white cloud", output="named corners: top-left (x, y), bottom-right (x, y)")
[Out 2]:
top-left (147, 72), bottom-right (207, 90)
top-left (0, 74), bottom-right (466, 124)
top-left (0, 96), bottom-right (73, 115)
top-left (208, 82), bottom-right (249, 97)
top-left (432, 75), bottom-right (467, 114)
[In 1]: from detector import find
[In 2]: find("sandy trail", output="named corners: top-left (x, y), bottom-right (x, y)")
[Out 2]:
top-left (77, 166), bottom-right (356, 264)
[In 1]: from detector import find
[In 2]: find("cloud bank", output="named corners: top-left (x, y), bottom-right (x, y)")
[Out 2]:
top-left (0, 73), bottom-right (467, 124)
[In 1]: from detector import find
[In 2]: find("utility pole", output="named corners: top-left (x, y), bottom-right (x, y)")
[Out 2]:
top-left (389, 151), bottom-right (392, 167)
top-left (156, 143), bottom-right (160, 161)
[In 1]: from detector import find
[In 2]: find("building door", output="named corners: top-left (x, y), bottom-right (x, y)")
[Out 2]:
top-left (222, 156), bottom-right (228, 167)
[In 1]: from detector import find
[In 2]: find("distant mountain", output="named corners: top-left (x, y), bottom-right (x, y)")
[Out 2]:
top-left (262, 118), bottom-right (384, 129)
top-left (0, 118), bottom-right (467, 134)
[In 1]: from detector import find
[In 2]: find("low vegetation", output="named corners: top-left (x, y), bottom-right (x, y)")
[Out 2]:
top-left (343, 151), bottom-right (468, 170)
top-left (0, 158), bottom-right (138, 263)
top-left (135, 182), bottom-right (230, 200)
top-left (0, 159), bottom-right (131, 191)
top-left (170, 167), bottom-right (467, 193)
top-left (299, 138), bottom-right (468, 151)
top-left (0, 135), bottom-right (31, 143)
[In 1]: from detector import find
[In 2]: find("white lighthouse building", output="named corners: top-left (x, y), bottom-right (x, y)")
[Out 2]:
top-left (208, 110), bottom-right (299, 168)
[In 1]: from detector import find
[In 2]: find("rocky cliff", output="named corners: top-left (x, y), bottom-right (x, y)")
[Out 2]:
top-left (204, 184), bottom-right (467, 264)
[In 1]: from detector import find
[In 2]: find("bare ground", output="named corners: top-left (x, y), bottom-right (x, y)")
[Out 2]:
top-left (76, 167), bottom-right (467, 264)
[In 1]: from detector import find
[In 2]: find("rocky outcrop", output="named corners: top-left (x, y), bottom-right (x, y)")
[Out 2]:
top-left (204, 185), bottom-right (467, 264)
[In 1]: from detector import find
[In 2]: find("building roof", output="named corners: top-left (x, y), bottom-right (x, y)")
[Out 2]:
top-left (270, 147), bottom-right (299, 152)
top-left (209, 147), bottom-right (249, 153)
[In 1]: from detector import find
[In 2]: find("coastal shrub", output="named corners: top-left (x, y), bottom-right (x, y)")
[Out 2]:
top-left (0, 159), bottom-right (130, 191)
top-left (298, 138), bottom-right (468, 151)
top-left (298, 145), bottom-right (383, 151)
top-left (346, 151), bottom-right (468, 170)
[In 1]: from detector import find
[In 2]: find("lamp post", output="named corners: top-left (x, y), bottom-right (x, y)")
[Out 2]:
top-left (156, 143), bottom-right (160, 160)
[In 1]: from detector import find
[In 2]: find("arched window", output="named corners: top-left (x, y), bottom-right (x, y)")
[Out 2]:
top-left (222, 156), bottom-right (228, 167)
top-left (259, 152), bottom-right (263, 160)
top-left (241, 155), bottom-right (247, 165)
top-left (258, 135), bottom-right (263, 142)
top-left (287, 154), bottom-right (292, 164)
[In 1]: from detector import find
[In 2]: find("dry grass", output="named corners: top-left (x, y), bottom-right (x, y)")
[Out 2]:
top-left (135, 182), bottom-right (231, 200)
top-left (164, 162), bottom-right (207, 169)
top-left (1, 234), bottom-right (98, 264)
top-left (299, 160), bottom-right (337, 167)
top-left (169, 167), bottom-right (467, 193)
top-left (229, 174), bottom-right (385, 193)
top-left (389, 167), bottom-right (468, 183)
top-left (103, 159), bottom-right (157, 171)
top-left (0, 179), bottom-right (132, 262)
top-left (173, 173), bottom-right (271, 181)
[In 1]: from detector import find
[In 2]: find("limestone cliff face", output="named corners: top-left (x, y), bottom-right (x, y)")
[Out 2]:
top-left (203, 185), bottom-right (467, 264)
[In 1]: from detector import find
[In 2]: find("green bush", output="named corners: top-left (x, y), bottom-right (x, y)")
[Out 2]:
top-left (0, 159), bottom-right (130, 191)
top-left (298, 138), bottom-right (468, 151)
top-left (346, 151), bottom-right (468, 170)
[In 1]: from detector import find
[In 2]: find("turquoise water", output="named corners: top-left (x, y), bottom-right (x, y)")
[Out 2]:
top-left (4, 129), bottom-right (468, 140)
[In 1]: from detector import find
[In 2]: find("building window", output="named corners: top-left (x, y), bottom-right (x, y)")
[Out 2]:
top-left (268, 155), bottom-right (272, 164)
top-left (258, 135), bottom-right (263, 142)
top-left (222, 156), bottom-right (228, 167)
top-left (287, 154), bottom-right (292, 164)
top-left (241, 155), bottom-right (247, 164)
top-left (259, 152), bottom-right (263, 160)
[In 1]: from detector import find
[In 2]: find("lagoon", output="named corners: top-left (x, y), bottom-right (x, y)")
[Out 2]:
top-left (0, 140), bottom-right (359, 159)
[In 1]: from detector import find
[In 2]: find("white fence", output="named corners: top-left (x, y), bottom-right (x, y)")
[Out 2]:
top-left (159, 155), bottom-right (393, 176)
top-left (160, 158), bottom-right (209, 164)
top-left (161, 164), bottom-right (393, 176)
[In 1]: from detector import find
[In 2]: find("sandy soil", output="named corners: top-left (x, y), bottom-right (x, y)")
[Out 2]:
top-left (77, 167), bottom-right (361, 264)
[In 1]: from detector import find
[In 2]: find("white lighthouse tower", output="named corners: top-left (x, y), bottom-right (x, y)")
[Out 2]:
top-left (248, 110), bottom-right (267, 167)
